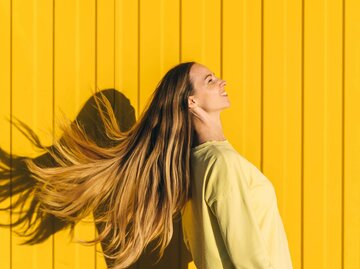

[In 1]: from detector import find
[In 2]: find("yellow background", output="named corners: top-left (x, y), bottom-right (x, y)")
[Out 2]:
top-left (0, 0), bottom-right (359, 268)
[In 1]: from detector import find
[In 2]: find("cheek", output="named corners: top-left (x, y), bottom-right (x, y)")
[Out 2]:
top-left (197, 92), bottom-right (223, 112)
top-left (196, 91), bottom-right (212, 107)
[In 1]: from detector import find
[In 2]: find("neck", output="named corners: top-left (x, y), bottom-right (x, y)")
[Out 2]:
top-left (192, 112), bottom-right (226, 146)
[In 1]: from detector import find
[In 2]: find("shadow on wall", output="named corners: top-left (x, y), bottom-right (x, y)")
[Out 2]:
top-left (0, 89), bottom-right (192, 269)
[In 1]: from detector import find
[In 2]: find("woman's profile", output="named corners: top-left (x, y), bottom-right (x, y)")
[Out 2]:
top-left (0, 61), bottom-right (293, 269)
top-left (183, 63), bottom-right (293, 269)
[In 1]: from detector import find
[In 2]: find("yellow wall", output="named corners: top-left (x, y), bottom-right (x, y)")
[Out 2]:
top-left (0, 0), bottom-right (359, 269)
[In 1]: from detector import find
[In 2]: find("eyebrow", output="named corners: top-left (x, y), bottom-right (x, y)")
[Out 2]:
top-left (204, 72), bottom-right (215, 80)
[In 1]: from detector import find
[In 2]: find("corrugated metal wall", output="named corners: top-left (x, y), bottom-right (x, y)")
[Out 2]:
top-left (0, 0), bottom-right (359, 268)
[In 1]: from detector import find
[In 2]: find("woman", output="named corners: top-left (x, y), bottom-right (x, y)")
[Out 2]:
top-left (3, 61), bottom-right (292, 268)
top-left (182, 63), bottom-right (293, 269)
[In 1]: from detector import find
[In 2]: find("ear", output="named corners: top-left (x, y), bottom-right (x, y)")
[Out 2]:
top-left (188, 95), bottom-right (197, 108)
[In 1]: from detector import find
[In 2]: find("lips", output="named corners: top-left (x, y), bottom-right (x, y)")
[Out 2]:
top-left (220, 91), bottom-right (228, 96)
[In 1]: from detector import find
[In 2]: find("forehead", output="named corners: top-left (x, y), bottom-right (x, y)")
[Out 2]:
top-left (190, 63), bottom-right (213, 82)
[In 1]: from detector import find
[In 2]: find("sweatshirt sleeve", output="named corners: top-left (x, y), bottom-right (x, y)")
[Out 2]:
top-left (206, 151), bottom-right (276, 269)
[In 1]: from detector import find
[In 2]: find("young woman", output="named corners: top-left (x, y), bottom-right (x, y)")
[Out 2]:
top-left (1, 61), bottom-right (293, 269)
top-left (183, 63), bottom-right (293, 269)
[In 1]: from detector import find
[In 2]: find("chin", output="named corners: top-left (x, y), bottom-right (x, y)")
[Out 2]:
top-left (224, 100), bottom-right (231, 109)
top-left (220, 104), bottom-right (231, 111)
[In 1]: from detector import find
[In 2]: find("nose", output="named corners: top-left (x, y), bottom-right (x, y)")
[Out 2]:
top-left (220, 80), bottom-right (226, 88)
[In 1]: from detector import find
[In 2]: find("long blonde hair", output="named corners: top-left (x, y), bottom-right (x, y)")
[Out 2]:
top-left (25, 61), bottom-right (196, 268)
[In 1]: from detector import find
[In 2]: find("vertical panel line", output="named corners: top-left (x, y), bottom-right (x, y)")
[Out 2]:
top-left (52, 0), bottom-right (55, 268)
top-left (220, 0), bottom-right (223, 79)
top-left (201, 0), bottom-right (205, 61)
top-left (179, 0), bottom-right (182, 62)
top-left (341, 0), bottom-right (345, 268)
top-left (301, 0), bottom-right (305, 268)
top-left (114, 0), bottom-right (116, 87)
top-left (94, 0), bottom-right (98, 267)
top-left (261, 0), bottom-right (264, 172)
top-left (137, 0), bottom-right (140, 120)
top-left (9, 0), bottom-right (13, 267)
top-left (95, 0), bottom-right (98, 91)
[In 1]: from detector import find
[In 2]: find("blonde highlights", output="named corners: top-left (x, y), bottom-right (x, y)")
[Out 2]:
top-left (21, 62), bottom-right (196, 268)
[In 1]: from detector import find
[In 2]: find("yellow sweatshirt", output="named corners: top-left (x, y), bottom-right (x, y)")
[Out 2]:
top-left (181, 139), bottom-right (293, 269)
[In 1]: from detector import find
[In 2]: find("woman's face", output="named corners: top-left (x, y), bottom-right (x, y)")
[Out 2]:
top-left (188, 63), bottom-right (230, 113)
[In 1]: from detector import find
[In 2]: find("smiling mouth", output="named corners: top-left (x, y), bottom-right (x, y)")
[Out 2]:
top-left (220, 91), bottom-right (228, 96)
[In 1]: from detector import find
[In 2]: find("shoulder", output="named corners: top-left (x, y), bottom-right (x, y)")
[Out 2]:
top-left (205, 144), bottom-right (246, 174)
top-left (191, 142), bottom-right (240, 173)
top-left (203, 146), bottom-right (248, 203)
top-left (203, 143), bottom-right (239, 164)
